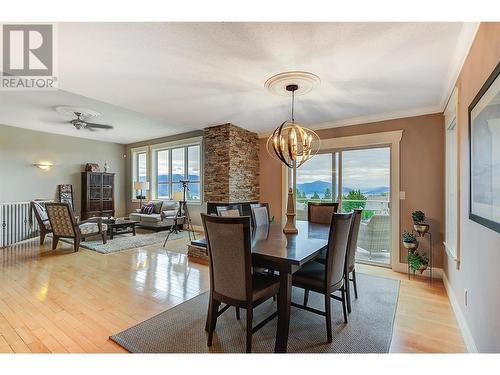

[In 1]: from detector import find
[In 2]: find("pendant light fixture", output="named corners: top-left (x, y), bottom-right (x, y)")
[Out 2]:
top-left (264, 71), bottom-right (321, 233)
top-left (265, 84), bottom-right (320, 168)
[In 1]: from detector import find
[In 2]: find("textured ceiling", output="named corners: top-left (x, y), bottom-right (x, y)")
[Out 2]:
top-left (0, 22), bottom-right (477, 143)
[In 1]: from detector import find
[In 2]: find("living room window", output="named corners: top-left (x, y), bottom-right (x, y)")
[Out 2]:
top-left (131, 147), bottom-right (149, 200)
top-left (151, 138), bottom-right (202, 203)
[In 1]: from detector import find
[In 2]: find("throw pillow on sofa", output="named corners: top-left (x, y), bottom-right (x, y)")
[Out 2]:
top-left (150, 200), bottom-right (164, 214)
top-left (141, 203), bottom-right (155, 215)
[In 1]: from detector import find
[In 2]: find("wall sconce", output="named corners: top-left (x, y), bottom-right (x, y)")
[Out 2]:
top-left (33, 162), bottom-right (54, 170)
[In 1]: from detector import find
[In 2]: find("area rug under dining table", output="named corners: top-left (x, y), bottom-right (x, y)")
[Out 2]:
top-left (110, 272), bottom-right (400, 353)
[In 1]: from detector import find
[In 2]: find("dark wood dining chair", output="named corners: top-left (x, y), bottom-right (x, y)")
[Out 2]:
top-left (216, 205), bottom-right (242, 217)
top-left (291, 212), bottom-right (354, 343)
top-left (250, 203), bottom-right (270, 227)
top-left (46, 203), bottom-right (107, 252)
top-left (201, 214), bottom-right (280, 353)
top-left (308, 202), bottom-right (339, 224)
top-left (344, 209), bottom-right (362, 312)
top-left (312, 209), bottom-right (362, 313)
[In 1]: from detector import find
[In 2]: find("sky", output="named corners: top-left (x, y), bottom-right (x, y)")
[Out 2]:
top-left (297, 147), bottom-right (390, 190)
top-left (156, 145), bottom-right (200, 178)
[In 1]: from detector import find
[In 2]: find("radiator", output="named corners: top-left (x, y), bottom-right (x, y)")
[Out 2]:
top-left (0, 201), bottom-right (51, 248)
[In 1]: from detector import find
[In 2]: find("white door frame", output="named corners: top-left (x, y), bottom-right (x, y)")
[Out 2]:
top-left (284, 130), bottom-right (404, 271)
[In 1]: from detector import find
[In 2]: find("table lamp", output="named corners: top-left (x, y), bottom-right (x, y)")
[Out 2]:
top-left (134, 181), bottom-right (150, 208)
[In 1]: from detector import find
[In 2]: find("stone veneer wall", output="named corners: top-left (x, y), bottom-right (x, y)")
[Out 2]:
top-left (204, 123), bottom-right (259, 203)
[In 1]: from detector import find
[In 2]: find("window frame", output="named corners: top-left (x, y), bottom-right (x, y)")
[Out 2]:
top-left (150, 137), bottom-right (203, 205)
top-left (131, 146), bottom-right (149, 201)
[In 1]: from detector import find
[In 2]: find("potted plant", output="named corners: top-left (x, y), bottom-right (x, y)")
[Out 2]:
top-left (412, 210), bottom-right (429, 235)
top-left (402, 230), bottom-right (418, 250)
top-left (407, 251), bottom-right (429, 274)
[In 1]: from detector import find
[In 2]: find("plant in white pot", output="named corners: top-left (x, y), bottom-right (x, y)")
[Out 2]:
top-left (412, 210), bottom-right (429, 235)
top-left (402, 230), bottom-right (418, 250)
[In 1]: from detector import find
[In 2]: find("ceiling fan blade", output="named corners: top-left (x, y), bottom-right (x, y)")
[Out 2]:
top-left (85, 122), bottom-right (114, 129)
top-left (85, 127), bottom-right (98, 132)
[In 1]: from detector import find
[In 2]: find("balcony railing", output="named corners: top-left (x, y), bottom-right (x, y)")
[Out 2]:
top-left (296, 198), bottom-right (389, 221)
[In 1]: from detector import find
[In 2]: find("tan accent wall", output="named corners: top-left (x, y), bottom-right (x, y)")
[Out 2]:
top-left (0, 124), bottom-right (127, 217)
top-left (259, 113), bottom-right (445, 267)
top-left (444, 22), bottom-right (500, 352)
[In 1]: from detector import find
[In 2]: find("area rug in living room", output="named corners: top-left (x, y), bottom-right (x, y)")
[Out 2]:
top-left (61, 230), bottom-right (187, 254)
top-left (110, 273), bottom-right (400, 353)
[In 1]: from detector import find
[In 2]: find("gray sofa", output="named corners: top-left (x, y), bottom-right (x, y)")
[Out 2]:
top-left (129, 200), bottom-right (180, 230)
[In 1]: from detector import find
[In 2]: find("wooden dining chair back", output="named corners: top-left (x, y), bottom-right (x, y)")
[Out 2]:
top-left (203, 215), bottom-right (252, 301)
top-left (308, 202), bottom-right (339, 224)
top-left (344, 209), bottom-right (363, 311)
top-left (216, 205), bottom-right (242, 217)
top-left (251, 203), bottom-right (270, 227)
top-left (201, 214), bottom-right (280, 352)
top-left (324, 212), bottom-right (354, 289)
top-left (346, 209), bottom-right (363, 272)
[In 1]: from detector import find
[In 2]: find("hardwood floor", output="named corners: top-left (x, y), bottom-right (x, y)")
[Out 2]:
top-left (0, 236), bottom-right (465, 353)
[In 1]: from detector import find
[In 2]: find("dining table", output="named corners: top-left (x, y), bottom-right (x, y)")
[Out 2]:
top-left (191, 220), bottom-right (330, 353)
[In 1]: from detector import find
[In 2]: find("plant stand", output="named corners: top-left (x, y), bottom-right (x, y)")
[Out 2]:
top-left (407, 229), bottom-right (433, 284)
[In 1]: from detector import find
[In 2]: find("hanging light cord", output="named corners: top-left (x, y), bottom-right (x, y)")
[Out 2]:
top-left (291, 89), bottom-right (295, 123)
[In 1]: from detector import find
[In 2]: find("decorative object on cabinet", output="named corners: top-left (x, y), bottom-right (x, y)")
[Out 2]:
top-left (85, 163), bottom-right (100, 172)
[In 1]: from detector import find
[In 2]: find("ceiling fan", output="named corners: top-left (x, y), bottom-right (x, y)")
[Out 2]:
top-left (69, 111), bottom-right (114, 131)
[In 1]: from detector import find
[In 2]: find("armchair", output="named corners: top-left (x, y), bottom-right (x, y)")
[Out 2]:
top-left (46, 203), bottom-right (107, 252)
top-left (357, 214), bottom-right (391, 259)
top-left (30, 201), bottom-right (53, 245)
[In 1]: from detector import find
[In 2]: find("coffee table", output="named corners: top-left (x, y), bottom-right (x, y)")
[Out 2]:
top-left (89, 218), bottom-right (139, 239)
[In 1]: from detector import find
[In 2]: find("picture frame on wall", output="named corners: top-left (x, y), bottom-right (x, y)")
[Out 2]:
top-left (468, 60), bottom-right (500, 233)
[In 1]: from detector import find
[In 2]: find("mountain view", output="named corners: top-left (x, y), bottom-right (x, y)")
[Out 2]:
top-left (297, 180), bottom-right (389, 198)
top-left (157, 174), bottom-right (201, 199)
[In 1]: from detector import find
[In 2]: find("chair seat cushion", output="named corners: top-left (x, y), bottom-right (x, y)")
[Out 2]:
top-left (162, 209), bottom-right (178, 217)
top-left (79, 222), bottom-right (107, 235)
top-left (252, 273), bottom-right (280, 301)
top-left (140, 214), bottom-right (162, 222)
top-left (292, 261), bottom-right (326, 290)
top-left (129, 213), bottom-right (162, 222)
top-left (293, 261), bottom-right (344, 292)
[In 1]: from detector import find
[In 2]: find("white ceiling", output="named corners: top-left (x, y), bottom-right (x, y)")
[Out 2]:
top-left (0, 22), bottom-right (478, 144)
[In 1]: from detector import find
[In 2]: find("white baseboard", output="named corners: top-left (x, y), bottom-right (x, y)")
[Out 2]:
top-left (442, 272), bottom-right (478, 353)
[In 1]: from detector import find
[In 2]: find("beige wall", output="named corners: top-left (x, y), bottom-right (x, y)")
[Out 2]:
top-left (259, 113), bottom-right (445, 267)
top-left (125, 130), bottom-right (205, 225)
top-left (444, 23), bottom-right (500, 352)
top-left (0, 124), bottom-right (127, 216)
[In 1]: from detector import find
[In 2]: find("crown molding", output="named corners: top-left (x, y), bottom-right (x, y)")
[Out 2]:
top-left (258, 105), bottom-right (441, 138)
top-left (440, 22), bottom-right (480, 111)
top-left (258, 22), bottom-right (480, 139)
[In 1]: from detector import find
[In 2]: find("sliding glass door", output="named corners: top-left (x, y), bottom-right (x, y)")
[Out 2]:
top-left (296, 146), bottom-right (391, 266)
